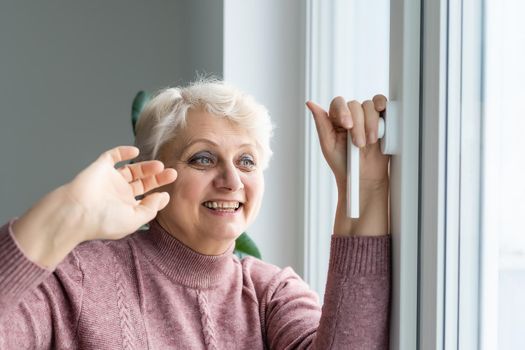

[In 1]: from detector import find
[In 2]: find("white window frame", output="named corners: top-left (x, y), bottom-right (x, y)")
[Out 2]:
top-left (388, 0), bottom-right (421, 348)
top-left (303, 0), bottom-right (339, 301)
top-left (419, 0), bottom-right (483, 349)
top-left (305, 0), bottom-right (485, 348)
top-left (418, 0), bottom-right (448, 347)
top-left (304, 1), bottom-right (420, 349)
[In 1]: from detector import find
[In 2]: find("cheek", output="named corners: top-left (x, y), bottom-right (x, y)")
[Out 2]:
top-left (168, 171), bottom-right (211, 207)
top-left (245, 173), bottom-right (264, 213)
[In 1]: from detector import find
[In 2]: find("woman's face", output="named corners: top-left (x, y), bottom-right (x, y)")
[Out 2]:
top-left (156, 108), bottom-right (265, 255)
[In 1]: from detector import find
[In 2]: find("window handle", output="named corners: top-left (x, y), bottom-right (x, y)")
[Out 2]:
top-left (347, 101), bottom-right (399, 218)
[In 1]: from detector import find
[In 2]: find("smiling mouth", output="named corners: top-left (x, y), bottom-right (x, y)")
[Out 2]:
top-left (202, 201), bottom-right (243, 212)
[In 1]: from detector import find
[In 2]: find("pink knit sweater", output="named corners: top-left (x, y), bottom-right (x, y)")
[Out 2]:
top-left (0, 220), bottom-right (390, 349)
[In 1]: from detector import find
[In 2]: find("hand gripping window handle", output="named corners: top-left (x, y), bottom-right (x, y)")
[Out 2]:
top-left (347, 101), bottom-right (399, 218)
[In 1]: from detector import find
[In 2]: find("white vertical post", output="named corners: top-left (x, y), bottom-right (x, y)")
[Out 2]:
top-left (458, 0), bottom-right (482, 348)
top-left (303, 0), bottom-right (337, 299)
top-left (443, 0), bottom-right (462, 347)
top-left (388, 0), bottom-right (421, 348)
top-left (347, 135), bottom-right (360, 218)
top-left (480, 0), bottom-right (502, 348)
top-left (419, 0), bottom-right (448, 348)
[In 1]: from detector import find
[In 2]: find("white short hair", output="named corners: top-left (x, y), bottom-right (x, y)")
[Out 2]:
top-left (134, 79), bottom-right (274, 169)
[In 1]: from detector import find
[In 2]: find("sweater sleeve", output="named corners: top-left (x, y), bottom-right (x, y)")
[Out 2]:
top-left (262, 235), bottom-right (391, 350)
top-left (0, 221), bottom-right (84, 349)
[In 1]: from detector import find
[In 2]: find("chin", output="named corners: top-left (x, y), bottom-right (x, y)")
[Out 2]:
top-left (207, 225), bottom-right (245, 241)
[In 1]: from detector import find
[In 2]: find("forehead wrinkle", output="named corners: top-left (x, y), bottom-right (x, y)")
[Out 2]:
top-left (166, 112), bottom-right (261, 161)
top-left (179, 135), bottom-right (258, 156)
top-left (179, 122), bottom-right (257, 149)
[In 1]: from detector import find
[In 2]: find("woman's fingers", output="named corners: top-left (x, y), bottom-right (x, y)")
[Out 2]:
top-left (306, 101), bottom-right (334, 146)
top-left (348, 100), bottom-right (366, 147)
top-left (134, 192), bottom-right (171, 222)
top-left (96, 145), bottom-right (177, 197)
top-left (118, 160), bottom-right (165, 183)
top-left (372, 94), bottom-right (387, 112)
top-left (118, 159), bottom-right (177, 197)
top-left (309, 97), bottom-right (386, 148)
top-left (129, 168), bottom-right (177, 197)
top-left (363, 100), bottom-right (380, 144)
top-left (329, 96), bottom-right (353, 129)
top-left (102, 146), bottom-right (140, 165)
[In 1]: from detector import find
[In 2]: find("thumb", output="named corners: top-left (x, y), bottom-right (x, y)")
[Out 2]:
top-left (135, 192), bottom-right (170, 222)
top-left (306, 100), bottom-right (333, 143)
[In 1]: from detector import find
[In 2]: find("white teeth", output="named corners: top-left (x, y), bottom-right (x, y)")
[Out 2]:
top-left (203, 201), bottom-right (241, 209)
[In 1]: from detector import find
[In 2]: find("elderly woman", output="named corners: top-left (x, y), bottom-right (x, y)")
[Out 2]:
top-left (0, 80), bottom-right (390, 349)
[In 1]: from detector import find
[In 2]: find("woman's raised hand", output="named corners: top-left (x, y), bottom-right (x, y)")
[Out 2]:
top-left (306, 96), bottom-right (389, 190)
top-left (306, 96), bottom-right (390, 236)
top-left (65, 146), bottom-right (177, 240)
top-left (12, 146), bottom-right (177, 269)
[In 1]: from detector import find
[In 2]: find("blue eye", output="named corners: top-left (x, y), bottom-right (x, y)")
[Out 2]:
top-left (239, 155), bottom-right (256, 169)
top-left (189, 152), bottom-right (216, 167)
top-left (196, 157), bottom-right (213, 165)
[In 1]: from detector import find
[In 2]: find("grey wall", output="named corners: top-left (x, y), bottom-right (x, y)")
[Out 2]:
top-left (1, 0), bottom-right (304, 275)
top-left (180, 0), bottom-right (223, 80)
top-left (0, 1), bottom-right (223, 223)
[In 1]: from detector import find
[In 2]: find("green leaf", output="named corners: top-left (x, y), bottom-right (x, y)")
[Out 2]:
top-left (234, 232), bottom-right (262, 259)
top-left (131, 91), bottom-right (152, 136)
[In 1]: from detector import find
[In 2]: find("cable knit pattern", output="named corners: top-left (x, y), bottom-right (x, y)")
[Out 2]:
top-left (114, 257), bottom-right (136, 350)
top-left (197, 290), bottom-right (218, 350)
top-left (0, 220), bottom-right (391, 349)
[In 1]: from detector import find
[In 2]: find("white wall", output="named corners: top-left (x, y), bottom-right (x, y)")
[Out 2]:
top-left (0, 0), bottom-right (223, 223)
top-left (224, 0), bottom-right (306, 273)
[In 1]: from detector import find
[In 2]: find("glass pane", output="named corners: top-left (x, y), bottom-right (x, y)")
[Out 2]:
top-left (333, 0), bottom-right (389, 100)
top-left (483, 0), bottom-right (525, 348)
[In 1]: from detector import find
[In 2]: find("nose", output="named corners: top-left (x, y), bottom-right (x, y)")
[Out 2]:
top-left (213, 163), bottom-right (243, 191)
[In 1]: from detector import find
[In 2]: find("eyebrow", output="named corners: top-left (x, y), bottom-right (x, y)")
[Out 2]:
top-left (181, 138), bottom-right (257, 152)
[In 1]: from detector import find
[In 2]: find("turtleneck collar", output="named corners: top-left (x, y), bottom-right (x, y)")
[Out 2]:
top-left (134, 220), bottom-right (236, 289)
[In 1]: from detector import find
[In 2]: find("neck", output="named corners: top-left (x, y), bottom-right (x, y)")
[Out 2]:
top-left (136, 220), bottom-right (235, 289)
top-left (156, 216), bottom-right (233, 256)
